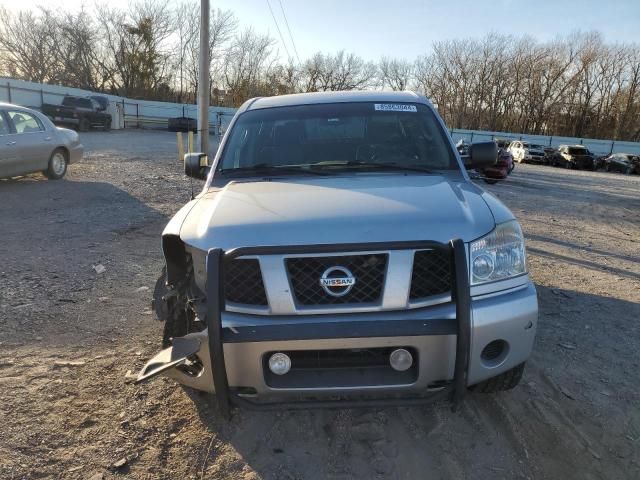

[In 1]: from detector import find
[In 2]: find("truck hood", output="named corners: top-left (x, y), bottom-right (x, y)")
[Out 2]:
top-left (180, 175), bottom-right (497, 251)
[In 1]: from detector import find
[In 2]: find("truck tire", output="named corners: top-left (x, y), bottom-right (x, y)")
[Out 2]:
top-left (44, 148), bottom-right (68, 180)
top-left (473, 363), bottom-right (525, 393)
top-left (79, 118), bottom-right (90, 132)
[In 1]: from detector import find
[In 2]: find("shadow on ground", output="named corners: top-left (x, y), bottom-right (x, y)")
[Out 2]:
top-left (0, 175), bottom-right (167, 249)
top-left (180, 285), bottom-right (639, 480)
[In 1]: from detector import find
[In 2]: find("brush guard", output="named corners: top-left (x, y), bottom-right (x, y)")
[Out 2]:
top-left (203, 239), bottom-right (470, 419)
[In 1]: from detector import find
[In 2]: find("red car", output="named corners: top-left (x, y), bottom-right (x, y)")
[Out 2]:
top-left (481, 147), bottom-right (514, 184)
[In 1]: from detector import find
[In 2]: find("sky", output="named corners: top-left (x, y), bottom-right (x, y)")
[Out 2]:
top-left (2, 0), bottom-right (639, 61)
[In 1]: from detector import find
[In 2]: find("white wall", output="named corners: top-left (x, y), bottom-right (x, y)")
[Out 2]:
top-left (0, 77), bottom-right (236, 133)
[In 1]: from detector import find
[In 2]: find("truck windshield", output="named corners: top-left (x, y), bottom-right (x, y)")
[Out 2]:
top-left (62, 97), bottom-right (92, 109)
top-left (215, 102), bottom-right (457, 175)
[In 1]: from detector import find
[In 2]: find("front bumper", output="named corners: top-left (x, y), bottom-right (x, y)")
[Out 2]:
top-left (68, 144), bottom-right (83, 164)
top-left (138, 241), bottom-right (537, 414)
top-left (153, 281), bottom-right (536, 390)
top-left (524, 154), bottom-right (545, 163)
top-left (574, 158), bottom-right (595, 169)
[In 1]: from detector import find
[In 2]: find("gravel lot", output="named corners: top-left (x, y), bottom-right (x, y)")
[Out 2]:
top-left (0, 129), bottom-right (638, 479)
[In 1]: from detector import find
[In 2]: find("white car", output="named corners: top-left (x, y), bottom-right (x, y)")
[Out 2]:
top-left (508, 141), bottom-right (546, 164)
top-left (0, 103), bottom-right (83, 179)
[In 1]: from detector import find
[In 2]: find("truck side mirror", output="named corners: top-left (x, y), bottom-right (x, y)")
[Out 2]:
top-left (184, 153), bottom-right (210, 180)
top-left (465, 142), bottom-right (498, 170)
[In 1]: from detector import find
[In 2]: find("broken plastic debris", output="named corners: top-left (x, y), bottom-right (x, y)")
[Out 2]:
top-left (92, 264), bottom-right (106, 274)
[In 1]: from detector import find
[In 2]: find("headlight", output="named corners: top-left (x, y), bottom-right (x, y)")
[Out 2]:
top-left (470, 220), bottom-right (527, 285)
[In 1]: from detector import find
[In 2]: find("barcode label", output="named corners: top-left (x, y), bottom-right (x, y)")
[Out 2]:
top-left (374, 104), bottom-right (417, 112)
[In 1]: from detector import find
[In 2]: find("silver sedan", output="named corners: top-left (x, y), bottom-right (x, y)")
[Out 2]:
top-left (0, 103), bottom-right (83, 180)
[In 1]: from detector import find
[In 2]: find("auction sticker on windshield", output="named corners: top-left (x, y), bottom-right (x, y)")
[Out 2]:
top-left (374, 104), bottom-right (417, 112)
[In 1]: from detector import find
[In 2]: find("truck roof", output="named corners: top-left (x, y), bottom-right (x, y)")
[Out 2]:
top-left (243, 90), bottom-right (430, 112)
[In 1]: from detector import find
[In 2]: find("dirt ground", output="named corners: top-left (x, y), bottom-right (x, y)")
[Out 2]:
top-left (0, 129), bottom-right (638, 480)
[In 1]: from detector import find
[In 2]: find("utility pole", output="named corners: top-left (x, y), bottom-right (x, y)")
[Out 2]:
top-left (197, 0), bottom-right (210, 156)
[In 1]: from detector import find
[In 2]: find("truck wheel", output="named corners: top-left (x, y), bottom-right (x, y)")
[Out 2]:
top-left (473, 363), bottom-right (525, 393)
top-left (79, 118), bottom-right (90, 132)
top-left (44, 148), bottom-right (68, 180)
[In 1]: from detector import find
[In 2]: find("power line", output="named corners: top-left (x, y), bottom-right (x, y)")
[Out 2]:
top-left (277, 0), bottom-right (301, 64)
top-left (265, 0), bottom-right (292, 62)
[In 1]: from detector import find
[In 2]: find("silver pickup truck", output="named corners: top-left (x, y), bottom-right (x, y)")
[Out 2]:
top-left (138, 91), bottom-right (538, 415)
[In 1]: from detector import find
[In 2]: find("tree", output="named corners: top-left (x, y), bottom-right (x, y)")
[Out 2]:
top-left (0, 7), bottom-right (58, 83)
top-left (222, 28), bottom-right (276, 106)
top-left (300, 51), bottom-right (376, 92)
top-left (379, 57), bottom-right (413, 91)
top-left (1, 5), bottom-right (639, 140)
top-left (98, 0), bottom-right (175, 98)
top-left (181, 6), bottom-right (237, 104)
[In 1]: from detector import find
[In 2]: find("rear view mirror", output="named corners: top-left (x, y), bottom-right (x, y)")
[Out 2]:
top-left (184, 153), bottom-right (210, 180)
top-left (465, 142), bottom-right (498, 169)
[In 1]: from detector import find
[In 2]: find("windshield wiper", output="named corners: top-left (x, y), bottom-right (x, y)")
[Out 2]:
top-left (218, 163), bottom-right (332, 176)
top-left (341, 161), bottom-right (435, 174)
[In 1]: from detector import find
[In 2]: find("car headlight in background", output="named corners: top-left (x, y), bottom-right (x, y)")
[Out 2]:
top-left (470, 220), bottom-right (527, 285)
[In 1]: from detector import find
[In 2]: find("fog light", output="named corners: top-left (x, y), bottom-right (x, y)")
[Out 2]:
top-left (268, 352), bottom-right (291, 375)
top-left (389, 348), bottom-right (413, 372)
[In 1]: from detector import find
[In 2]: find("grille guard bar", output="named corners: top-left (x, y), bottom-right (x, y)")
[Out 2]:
top-left (206, 239), bottom-right (471, 419)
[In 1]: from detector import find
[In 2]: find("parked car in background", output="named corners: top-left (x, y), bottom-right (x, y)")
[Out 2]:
top-left (594, 154), bottom-right (609, 170)
top-left (495, 139), bottom-right (511, 150)
top-left (455, 139), bottom-right (469, 156)
top-left (508, 141), bottom-right (546, 164)
top-left (89, 95), bottom-right (111, 112)
top-left (602, 153), bottom-right (640, 174)
top-left (480, 145), bottom-right (514, 183)
top-left (543, 146), bottom-right (559, 165)
top-left (554, 145), bottom-right (595, 170)
top-left (42, 95), bottom-right (112, 132)
top-left (0, 103), bottom-right (83, 179)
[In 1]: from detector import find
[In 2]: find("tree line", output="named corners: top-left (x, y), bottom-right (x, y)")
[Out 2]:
top-left (1, 2), bottom-right (639, 141)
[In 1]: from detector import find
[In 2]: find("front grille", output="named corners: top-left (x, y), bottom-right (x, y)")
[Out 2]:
top-left (224, 259), bottom-right (268, 306)
top-left (409, 249), bottom-right (452, 300)
top-left (286, 254), bottom-right (387, 305)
